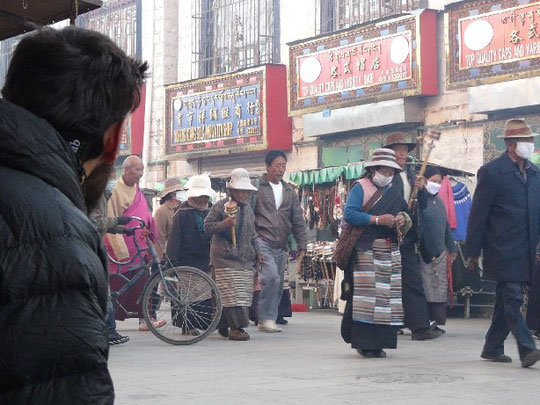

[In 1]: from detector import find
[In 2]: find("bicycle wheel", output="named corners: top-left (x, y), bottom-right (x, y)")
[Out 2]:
top-left (142, 266), bottom-right (222, 345)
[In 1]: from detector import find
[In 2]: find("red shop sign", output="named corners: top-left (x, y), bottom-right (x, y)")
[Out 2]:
top-left (459, 2), bottom-right (540, 69)
top-left (297, 31), bottom-right (412, 99)
top-left (288, 10), bottom-right (437, 116)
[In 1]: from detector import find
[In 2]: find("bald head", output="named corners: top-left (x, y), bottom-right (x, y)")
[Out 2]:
top-left (122, 155), bottom-right (144, 186)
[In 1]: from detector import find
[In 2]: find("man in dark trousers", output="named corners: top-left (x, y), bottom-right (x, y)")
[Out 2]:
top-left (384, 132), bottom-right (443, 340)
top-left (0, 27), bottom-right (147, 402)
top-left (467, 118), bottom-right (540, 368)
top-left (527, 244), bottom-right (540, 340)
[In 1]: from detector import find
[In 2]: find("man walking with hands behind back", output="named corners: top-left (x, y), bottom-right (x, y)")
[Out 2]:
top-left (467, 118), bottom-right (540, 368)
top-left (255, 150), bottom-right (307, 332)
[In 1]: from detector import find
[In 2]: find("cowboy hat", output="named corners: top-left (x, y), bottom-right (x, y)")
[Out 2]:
top-left (226, 168), bottom-right (258, 191)
top-left (185, 174), bottom-right (216, 199)
top-left (497, 118), bottom-right (539, 138)
top-left (157, 177), bottom-right (184, 198)
top-left (383, 132), bottom-right (417, 151)
top-left (364, 148), bottom-right (402, 171)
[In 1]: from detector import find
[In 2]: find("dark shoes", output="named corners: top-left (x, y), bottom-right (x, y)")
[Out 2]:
top-left (412, 328), bottom-right (444, 341)
top-left (357, 349), bottom-right (387, 358)
top-left (480, 351), bottom-right (512, 363)
top-left (218, 327), bottom-right (229, 338)
top-left (276, 316), bottom-right (288, 325)
top-left (108, 333), bottom-right (129, 346)
top-left (521, 349), bottom-right (540, 368)
top-left (434, 326), bottom-right (446, 334)
top-left (229, 328), bottom-right (250, 341)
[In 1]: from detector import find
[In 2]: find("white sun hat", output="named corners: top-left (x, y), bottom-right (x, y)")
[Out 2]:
top-left (226, 168), bottom-right (258, 191)
top-left (185, 174), bottom-right (216, 199)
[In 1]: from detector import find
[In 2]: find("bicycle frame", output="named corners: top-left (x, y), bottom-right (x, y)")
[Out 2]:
top-left (108, 216), bottom-right (180, 316)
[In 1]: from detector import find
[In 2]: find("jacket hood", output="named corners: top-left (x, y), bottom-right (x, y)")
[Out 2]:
top-left (0, 99), bottom-right (86, 211)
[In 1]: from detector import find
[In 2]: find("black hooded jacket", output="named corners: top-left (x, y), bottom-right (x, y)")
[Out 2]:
top-left (0, 100), bottom-right (114, 403)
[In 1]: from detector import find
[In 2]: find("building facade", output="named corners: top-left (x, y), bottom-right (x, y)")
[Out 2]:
top-left (139, 0), bottom-right (539, 190)
top-left (1, 0), bottom-right (539, 190)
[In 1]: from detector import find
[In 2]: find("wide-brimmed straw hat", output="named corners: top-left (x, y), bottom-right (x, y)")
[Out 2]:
top-left (364, 148), bottom-right (402, 171)
top-left (226, 168), bottom-right (258, 191)
top-left (157, 177), bottom-right (184, 198)
top-left (186, 174), bottom-right (216, 199)
top-left (498, 118), bottom-right (539, 138)
top-left (383, 132), bottom-right (417, 151)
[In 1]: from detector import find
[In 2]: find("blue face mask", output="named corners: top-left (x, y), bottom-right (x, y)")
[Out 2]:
top-left (106, 180), bottom-right (116, 194)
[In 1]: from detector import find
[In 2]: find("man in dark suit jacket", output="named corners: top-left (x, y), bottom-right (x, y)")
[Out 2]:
top-left (385, 132), bottom-right (443, 340)
top-left (467, 118), bottom-right (540, 368)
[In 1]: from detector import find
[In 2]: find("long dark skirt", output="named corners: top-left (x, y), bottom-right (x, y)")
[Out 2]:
top-left (350, 321), bottom-right (398, 350)
top-left (172, 298), bottom-right (213, 330)
top-left (219, 306), bottom-right (250, 329)
top-left (428, 302), bottom-right (447, 326)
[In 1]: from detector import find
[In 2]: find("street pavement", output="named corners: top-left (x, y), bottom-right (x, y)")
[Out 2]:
top-left (109, 311), bottom-right (539, 405)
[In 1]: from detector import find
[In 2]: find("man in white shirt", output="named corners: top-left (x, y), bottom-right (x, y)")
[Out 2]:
top-left (254, 150), bottom-right (307, 332)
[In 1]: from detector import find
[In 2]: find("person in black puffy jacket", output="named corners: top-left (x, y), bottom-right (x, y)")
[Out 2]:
top-left (0, 27), bottom-right (147, 403)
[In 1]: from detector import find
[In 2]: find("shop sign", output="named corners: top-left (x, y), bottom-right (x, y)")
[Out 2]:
top-left (165, 65), bottom-right (291, 158)
top-left (288, 10), bottom-right (437, 116)
top-left (447, 0), bottom-right (540, 89)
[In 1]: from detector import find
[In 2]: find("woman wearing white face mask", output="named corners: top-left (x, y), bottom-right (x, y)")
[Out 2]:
top-left (417, 166), bottom-right (457, 330)
top-left (341, 148), bottom-right (412, 359)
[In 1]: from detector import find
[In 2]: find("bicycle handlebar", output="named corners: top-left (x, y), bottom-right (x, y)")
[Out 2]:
top-left (126, 216), bottom-right (147, 229)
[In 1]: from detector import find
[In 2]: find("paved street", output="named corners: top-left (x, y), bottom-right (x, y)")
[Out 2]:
top-left (109, 311), bottom-right (539, 405)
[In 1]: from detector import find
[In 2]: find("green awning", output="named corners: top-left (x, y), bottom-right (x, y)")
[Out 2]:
top-left (288, 164), bottom-right (365, 186)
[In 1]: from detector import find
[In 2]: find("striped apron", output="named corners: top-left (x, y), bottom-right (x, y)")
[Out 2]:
top-left (352, 239), bottom-right (404, 326)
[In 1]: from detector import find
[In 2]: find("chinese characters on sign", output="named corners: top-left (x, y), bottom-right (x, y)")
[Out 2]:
top-left (447, 0), bottom-right (540, 88)
top-left (288, 10), bottom-right (437, 116)
top-left (297, 32), bottom-right (412, 99)
top-left (170, 83), bottom-right (262, 147)
top-left (459, 2), bottom-right (540, 69)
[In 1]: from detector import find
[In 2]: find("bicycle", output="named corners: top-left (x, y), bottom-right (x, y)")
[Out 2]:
top-left (107, 216), bottom-right (222, 345)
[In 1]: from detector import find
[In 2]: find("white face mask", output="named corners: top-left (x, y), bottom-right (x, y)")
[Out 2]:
top-left (515, 141), bottom-right (535, 160)
top-left (372, 171), bottom-right (393, 188)
top-left (426, 181), bottom-right (442, 195)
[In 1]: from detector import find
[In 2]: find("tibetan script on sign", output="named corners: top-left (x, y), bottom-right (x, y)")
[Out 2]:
top-left (170, 84), bottom-right (261, 146)
top-left (297, 31), bottom-right (412, 99)
top-left (447, 0), bottom-right (540, 89)
top-left (288, 10), bottom-right (437, 116)
top-left (459, 2), bottom-right (540, 69)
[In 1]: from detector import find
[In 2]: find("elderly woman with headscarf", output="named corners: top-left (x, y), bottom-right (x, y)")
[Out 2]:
top-left (417, 166), bottom-right (457, 330)
top-left (166, 174), bottom-right (216, 335)
top-left (341, 148), bottom-right (411, 358)
top-left (204, 168), bottom-right (261, 341)
top-left (154, 177), bottom-right (184, 259)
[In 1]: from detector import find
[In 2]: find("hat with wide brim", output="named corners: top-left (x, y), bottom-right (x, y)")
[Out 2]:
top-left (185, 174), bottom-right (216, 199)
top-left (497, 118), bottom-right (539, 138)
top-left (157, 177), bottom-right (184, 198)
top-left (383, 132), bottom-right (417, 152)
top-left (226, 168), bottom-right (258, 191)
top-left (364, 148), bottom-right (402, 171)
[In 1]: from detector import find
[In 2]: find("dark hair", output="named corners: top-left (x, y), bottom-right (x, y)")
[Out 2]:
top-left (424, 165), bottom-right (441, 179)
top-left (265, 150), bottom-right (287, 166)
top-left (160, 193), bottom-right (174, 205)
top-left (2, 26), bottom-right (148, 162)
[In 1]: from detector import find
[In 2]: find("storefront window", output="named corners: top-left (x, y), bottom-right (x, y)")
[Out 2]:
top-left (192, 0), bottom-right (278, 79)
